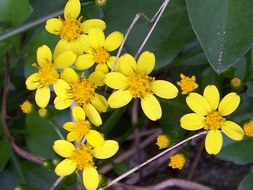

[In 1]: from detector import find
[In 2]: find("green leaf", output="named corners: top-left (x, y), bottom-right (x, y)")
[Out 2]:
top-left (112, 163), bottom-right (129, 175)
top-left (238, 172), bottom-right (253, 190)
top-left (186, 0), bottom-right (253, 73)
top-left (0, 0), bottom-right (32, 26)
top-left (0, 140), bottom-right (12, 172)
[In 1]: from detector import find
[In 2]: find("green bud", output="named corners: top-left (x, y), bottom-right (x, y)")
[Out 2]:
top-left (95, 0), bottom-right (107, 7)
top-left (42, 159), bottom-right (53, 170)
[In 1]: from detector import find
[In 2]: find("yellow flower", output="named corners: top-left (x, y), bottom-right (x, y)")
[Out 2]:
top-left (243, 120), bottom-right (253, 137)
top-left (156, 134), bottom-right (170, 149)
top-left (75, 28), bottom-right (123, 72)
top-left (53, 130), bottom-right (119, 190)
top-left (54, 68), bottom-right (107, 126)
top-left (25, 45), bottom-right (76, 108)
top-left (105, 51), bottom-right (178, 121)
top-left (168, 153), bottom-right (186, 170)
top-left (64, 106), bottom-right (93, 142)
top-left (45, 0), bottom-right (106, 57)
top-left (20, 100), bottom-right (33, 114)
top-left (177, 73), bottom-right (198, 94)
top-left (180, 85), bottom-right (244, 155)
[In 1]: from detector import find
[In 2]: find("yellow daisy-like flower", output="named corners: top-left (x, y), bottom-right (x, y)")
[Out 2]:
top-left (54, 68), bottom-right (107, 126)
top-left (105, 51), bottom-right (178, 121)
top-left (243, 120), bottom-right (253, 137)
top-left (20, 100), bottom-right (33, 114)
top-left (156, 134), bottom-right (170, 149)
top-left (180, 85), bottom-right (244, 155)
top-left (45, 0), bottom-right (106, 57)
top-left (168, 153), bottom-right (186, 170)
top-left (25, 45), bottom-right (76, 108)
top-left (53, 130), bottom-right (119, 190)
top-left (177, 73), bottom-right (198, 94)
top-left (63, 106), bottom-right (93, 142)
top-left (75, 28), bottom-right (123, 72)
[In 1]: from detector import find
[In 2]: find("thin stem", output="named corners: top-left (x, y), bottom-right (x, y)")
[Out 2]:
top-left (50, 121), bottom-right (64, 140)
top-left (49, 176), bottom-right (64, 190)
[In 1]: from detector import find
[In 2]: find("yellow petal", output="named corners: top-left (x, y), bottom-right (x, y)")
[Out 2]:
top-left (75, 54), bottom-right (95, 70)
top-left (26, 73), bottom-right (40, 90)
top-left (105, 72), bottom-right (128, 89)
top-left (218, 92), bottom-right (240, 116)
top-left (222, 121), bottom-right (244, 141)
top-left (203, 85), bottom-right (220, 111)
top-left (94, 140), bottom-right (119, 159)
top-left (67, 131), bottom-right (81, 142)
top-left (37, 45), bottom-right (52, 67)
top-left (53, 79), bottom-right (70, 98)
top-left (53, 140), bottom-right (75, 157)
top-left (107, 56), bottom-right (120, 72)
top-left (55, 159), bottom-right (76, 176)
top-left (91, 94), bottom-right (108, 113)
top-left (205, 130), bottom-right (222, 155)
top-left (95, 63), bottom-right (109, 73)
top-left (83, 104), bottom-right (102, 126)
top-left (88, 71), bottom-right (105, 86)
top-left (54, 39), bottom-right (83, 58)
top-left (104, 31), bottom-right (123, 51)
top-left (64, 0), bottom-right (80, 19)
top-left (82, 19), bottom-right (106, 33)
top-left (86, 130), bottom-right (105, 148)
top-left (35, 87), bottom-right (50, 108)
top-left (78, 34), bottom-right (91, 53)
top-left (54, 97), bottom-right (72, 110)
top-left (119, 54), bottom-right (136, 76)
top-left (186, 93), bottom-right (212, 115)
top-left (141, 94), bottom-right (161, 121)
top-left (60, 68), bottom-right (79, 84)
top-left (108, 89), bottom-right (132, 108)
top-left (88, 28), bottom-right (105, 49)
top-left (54, 51), bottom-right (76, 69)
top-left (180, 113), bottom-right (205, 130)
top-left (73, 106), bottom-right (86, 121)
top-left (82, 167), bottom-right (99, 190)
top-left (151, 80), bottom-right (178, 99)
top-left (136, 51), bottom-right (155, 75)
top-left (45, 18), bottom-right (63, 35)
top-left (63, 122), bottom-right (75, 131)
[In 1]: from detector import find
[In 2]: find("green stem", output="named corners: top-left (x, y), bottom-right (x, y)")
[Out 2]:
top-left (50, 121), bottom-right (64, 140)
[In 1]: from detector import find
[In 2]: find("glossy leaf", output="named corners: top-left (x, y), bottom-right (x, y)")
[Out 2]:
top-left (0, 140), bottom-right (11, 172)
top-left (238, 172), bottom-right (253, 190)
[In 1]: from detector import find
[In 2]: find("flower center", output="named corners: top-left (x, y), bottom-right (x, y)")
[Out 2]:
top-left (69, 79), bottom-right (96, 105)
top-left (71, 144), bottom-right (94, 170)
top-left (169, 153), bottom-right (186, 170)
top-left (38, 64), bottom-right (59, 87)
top-left (94, 48), bottom-right (110, 64)
top-left (127, 73), bottom-right (154, 99)
top-left (156, 135), bottom-right (170, 149)
top-left (204, 111), bottom-right (225, 130)
top-left (177, 75), bottom-right (198, 94)
top-left (60, 19), bottom-right (83, 41)
top-left (76, 120), bottom-right (91, 137)
top-left (243, 120), bottom-right (253, 137)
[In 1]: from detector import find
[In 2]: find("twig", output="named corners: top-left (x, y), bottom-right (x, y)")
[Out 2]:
top-left (49, 176), bottom-right (64, 190)
top-left (126, 128), bottom-right (162, 140)
top-left (99, 131), bottom-right (208, 189)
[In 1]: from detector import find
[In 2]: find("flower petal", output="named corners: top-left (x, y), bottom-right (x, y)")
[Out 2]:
top-left (26, 73), bottom-right (40, 90)
top-left (119, 54), bottom-right (136, 76)
top-left (107, 56), bottom-right (120, 72)
top-left (45, 18), bottom-right (63, 35)
top-left (67, 131), bottom-right (81, 142)
top-left (105, 72), bottom-right (128, 89)
top-left (35, 87), bottom-right (50, 108)
top-left (91, 94), bottom-right (108, 113)
top-left (136, 51), bottom-right (155, 75)
top-left (180, 113), bottom-right (205, 130)
top-left (37, 45), bottom-right (52, 67)
top-left (218, 92), bottom-right (240, 116)
top-left (186, 93), bottom-right (212, 115)
top-left (203, 85), bottom-right (220, 111)
top-left (95, 63), bottom-right (109, 73)
top-left (88, 71), bottom-right (105, 86)
top-left (75, 54), bottom-right (95, 70)
top-left (151, 80), bottom-right (178, 99)
top-left (104, 31), bottom-right (123, 51)
top-left (64, 0), bottom-right (80, 19)
top-left (73, 106), bottom-right (85, 121)
top-left (81, 19), bottom-right (106, 33)
top-left (53, 79), bottom-right (70, 98)
top-left (108, 89), bottom-right (132, 108)
top-left (54, 51), bottom-right (76, 69)
top-left (141, 94), bottom-right (161, 121)
top-left (60, 68), bottom-right (79, 84)
top-left (222, 121), bottom-right (244, 141)
top-left (55, 159), bottom-right (76, 176)
top-left (94, 140), bottom-right (119, 159)
top-left (63, 122), bottom-right (75, 131)
top-left (86, 130), bottom-right (105, 148)
top-left (54, 39), bottom-right (83, 58)
top-left (54, 97), bottom-right (72, 110)
top-left (205, 130), bottom-right (222, 155)
top-left (83, 104), bottom-right (102, 126)
top-left (53, 140), bottom-right (75, 157)
top-left (83, 167), bottom-right (99, 190)
top-left (88, 28), bottom-right (105, 49)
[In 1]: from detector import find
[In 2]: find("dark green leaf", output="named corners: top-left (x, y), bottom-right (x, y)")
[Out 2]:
top-left (238, 172), bottom-right (253, 190)
top-left (0, 140), bottom-right (12, 172)
top-left (112, 163), bottom-right (129, 175)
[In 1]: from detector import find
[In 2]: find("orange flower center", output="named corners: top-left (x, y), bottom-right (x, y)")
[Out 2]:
top-left (204, 111), bottom-right (225, 130)
top-left (60, 18), bottom-right (83, 41)
top-left (127, 73), bottom-right (154, 99)
top-left (94, 48), bottom-right (110, 64)
top-left (169, 153), bottom-right (186, 170)
top-left (38, 64), bottom-right (59, 87)
top-left (177, 74), bottom-right (198, 94)
top-left (75, 120), bottom-right (91, 141)
top-left (71, 144), bottom-right (94, 170)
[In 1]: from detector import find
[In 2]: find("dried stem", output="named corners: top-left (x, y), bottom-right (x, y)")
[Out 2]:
top-left (49, 176), bottom-right (64, 190)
